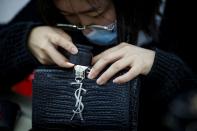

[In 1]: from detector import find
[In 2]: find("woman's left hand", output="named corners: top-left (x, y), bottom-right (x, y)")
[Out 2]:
top-left (88, 42), bottom-right (155, 85)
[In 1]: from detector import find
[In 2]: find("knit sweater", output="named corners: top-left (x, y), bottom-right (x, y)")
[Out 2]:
top-left (0, 0), bottom-right (197, 130)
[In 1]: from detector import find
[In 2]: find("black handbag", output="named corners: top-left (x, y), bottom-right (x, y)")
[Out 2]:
top-left (32, 44), bottom-right (140, 131)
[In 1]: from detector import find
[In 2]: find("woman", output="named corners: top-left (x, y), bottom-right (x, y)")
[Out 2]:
top-left (1, 0), bottom-right (196, 130)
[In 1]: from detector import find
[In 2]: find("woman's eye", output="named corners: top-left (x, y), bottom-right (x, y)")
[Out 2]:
top-left (86, 11), bottom-right (103, 18)
top-left (87, 12), bottom-right (99, 17)
top-left (86, 8), bottom-right (105, 17)
top-left (60, 12), bottom-right (73, 17)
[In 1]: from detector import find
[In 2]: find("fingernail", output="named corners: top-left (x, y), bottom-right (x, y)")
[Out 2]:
top-left (113, 78), bottom-right (118, 83)
top-left (97, 78), bottom-right (104, 85)
top-left (88, 73), bottom-right (93, 79)
top-left (71, 47), bottom-right (78, 54)
top-left (65, 62), bottom-right (74, 67)
top-left (67, 62), bottom-right (74, 66)
top-left (88, 69), bottom-right (95, 79)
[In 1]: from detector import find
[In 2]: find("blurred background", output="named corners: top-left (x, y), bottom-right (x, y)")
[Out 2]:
top-left (0, 1), bottom-right (32, 131)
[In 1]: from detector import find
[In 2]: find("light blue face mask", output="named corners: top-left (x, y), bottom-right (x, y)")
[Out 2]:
top-left (83, 22), bottom-right (117, 46)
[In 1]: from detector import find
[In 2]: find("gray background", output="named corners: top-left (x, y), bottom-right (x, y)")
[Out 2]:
top-left (0, 0), bottom-right (30, 23)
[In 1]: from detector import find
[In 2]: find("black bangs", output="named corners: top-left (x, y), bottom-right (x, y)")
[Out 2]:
top-left (113, 0), bottom-right (138, 44)
top-left (37, 0), bottom-right (67, 25)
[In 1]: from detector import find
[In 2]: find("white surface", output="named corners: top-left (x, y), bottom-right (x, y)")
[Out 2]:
top-left (14, 115), bottom-right (32, 131)
top-left (0, 0), bottom-right (30, 23)
top-left (8, 93), bottom-right (32, 131)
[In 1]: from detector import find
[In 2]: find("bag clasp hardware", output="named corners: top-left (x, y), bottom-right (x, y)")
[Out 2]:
top-left (70, 65), bottom-right (90, 121)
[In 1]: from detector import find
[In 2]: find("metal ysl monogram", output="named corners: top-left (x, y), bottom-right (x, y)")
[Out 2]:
top-left (70, 65), bottom-right (89, 121)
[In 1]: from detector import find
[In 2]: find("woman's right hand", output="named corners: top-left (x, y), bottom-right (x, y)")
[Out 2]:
top-left (28, 26), bottom-right (78, 68)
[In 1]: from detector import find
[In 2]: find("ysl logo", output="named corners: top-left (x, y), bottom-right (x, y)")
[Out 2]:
top-left (70, 82), bottom-right (86, 121)
top-left (70, 65), bottom-right (89, 121)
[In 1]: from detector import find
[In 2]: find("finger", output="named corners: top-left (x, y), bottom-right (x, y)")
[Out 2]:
top-left (54, 28), bottom-right (72, 41)
top-left (35, 51), bottom-right (54, 65)
top-left (45, 44), bottom-right (74, 68)
top-left (92, 43), bottom-right (126, 64)
top-left (41, 54), bottom-right (54, 65)
top-left (41, 53), bottom-right (57, 65)
top-left (113, 65), bottom-right (141, 84)
top-left (49, 33), bottom-right (78, 55)
top-left (96, 57), bottom-right (132, 85)
top-left (88, 50), bottom-right (124, 79)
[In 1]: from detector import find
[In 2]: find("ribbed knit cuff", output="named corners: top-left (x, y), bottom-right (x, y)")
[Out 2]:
top-left (14, 22), bottom-right (41, 68)
top-left (145, 48), bottom-right (193, 102)
top-left (0, 22), bottom-right (41, 88)
top-left (147, 48), bottom-right (190, 80)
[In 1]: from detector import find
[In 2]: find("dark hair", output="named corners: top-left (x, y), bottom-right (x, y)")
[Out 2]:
top-left (37, 0), bottom-right (160, 44)
top-left (113, 0), bottom-right (161, 43)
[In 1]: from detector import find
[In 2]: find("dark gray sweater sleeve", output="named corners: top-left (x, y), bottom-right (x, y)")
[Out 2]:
top-left (0, 22), bottom-right (40, 89)
top-left (145, 48), bottom-right (197, 105)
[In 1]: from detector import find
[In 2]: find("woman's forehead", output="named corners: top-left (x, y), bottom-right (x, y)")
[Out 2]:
top-left (53, 0), bottom-right (110, 13)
